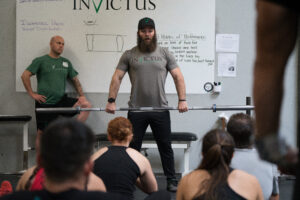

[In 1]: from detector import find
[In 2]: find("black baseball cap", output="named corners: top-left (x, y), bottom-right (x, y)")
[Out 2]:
top-left (138, 17), bottom-right (155, 30)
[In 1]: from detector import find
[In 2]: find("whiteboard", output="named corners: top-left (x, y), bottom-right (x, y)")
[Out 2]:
top-left (16, 0), bottom-right (215, 94)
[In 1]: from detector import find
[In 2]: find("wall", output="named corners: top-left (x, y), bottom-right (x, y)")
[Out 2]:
top-left (0, 0), bottom-right (297, 173)
top-left (15, 0), bottom-right (216, 94)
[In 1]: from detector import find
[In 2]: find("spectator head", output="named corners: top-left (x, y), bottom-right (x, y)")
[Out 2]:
top-left (196, 129), bottom-right (235, 199)
top-left (40, 118), bottom-right (95, 183)
top-left (107, 117), bottom-right (133, 142)
top-left (227, 113), bottom-right (254, 148)
top-left (200, 129), bottom-right (235, 171)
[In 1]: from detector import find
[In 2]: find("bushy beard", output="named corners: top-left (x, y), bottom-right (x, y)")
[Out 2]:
top-left (137, 33), bottom-right (157, 53)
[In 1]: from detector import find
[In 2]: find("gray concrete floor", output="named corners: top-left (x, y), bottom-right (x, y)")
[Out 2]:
top-left (133, 174), bottom-right (177, 200)
top-left (278, 176), bottom-right (296, 200)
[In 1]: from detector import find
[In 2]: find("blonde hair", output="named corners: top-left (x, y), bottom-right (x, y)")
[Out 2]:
top-left (107, 117), bottom-right (133, 141)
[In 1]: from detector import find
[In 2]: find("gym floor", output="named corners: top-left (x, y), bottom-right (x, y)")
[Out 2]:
top-left (0, 173), bottom-right (295, 200)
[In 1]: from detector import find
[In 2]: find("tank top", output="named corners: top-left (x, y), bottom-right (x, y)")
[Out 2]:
top-left (30, 167), bottom-right (44, 191)
top-left (93, 146), bottom-right (141, 199)
top-left (26, 167), bottom-right (89, 192)
top-left (193, 169), bottom-right (247, 200)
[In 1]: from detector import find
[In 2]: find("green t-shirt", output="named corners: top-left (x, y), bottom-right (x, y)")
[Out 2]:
top-left (27, 55), bottom-right (78, 104)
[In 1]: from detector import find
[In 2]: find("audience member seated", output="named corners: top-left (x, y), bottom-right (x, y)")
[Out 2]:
top-left (176, 129), bottom-right (263, 200)
top-left (16, 165), bottom-right (106, 192)
top-left (227, 113), bottom-right (279, 200)
top-left (0, 118), bottom-right (125, 200)
top-left (92, 117), bottom-right (159, 199)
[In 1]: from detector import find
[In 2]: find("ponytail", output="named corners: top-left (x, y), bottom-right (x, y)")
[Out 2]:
top-left (194, 129), bottom-right (234, 200)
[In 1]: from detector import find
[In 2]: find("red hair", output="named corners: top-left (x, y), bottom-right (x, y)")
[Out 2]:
top-left (107, 117), bottom-right (133, 141)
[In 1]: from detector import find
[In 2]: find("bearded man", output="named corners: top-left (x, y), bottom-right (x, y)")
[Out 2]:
top-left (105, 17), bottom-right (188, 192)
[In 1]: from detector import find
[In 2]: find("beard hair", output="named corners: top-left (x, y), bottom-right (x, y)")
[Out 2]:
top-left (137, 33), bottom-right (157, 53)
top-left (53, 50), bottom-right (62, 56)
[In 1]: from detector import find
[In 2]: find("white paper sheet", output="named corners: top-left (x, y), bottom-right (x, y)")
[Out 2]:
top-left (218, 53), bottom-right (237, 77)
top-left (216, 34), bottom-right (239, 52)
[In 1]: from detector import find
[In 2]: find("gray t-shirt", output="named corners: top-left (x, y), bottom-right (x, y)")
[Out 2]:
top-left (230, 148), bottom-right (279, 199)
top-left (117, 46), bottom-right (178, 108)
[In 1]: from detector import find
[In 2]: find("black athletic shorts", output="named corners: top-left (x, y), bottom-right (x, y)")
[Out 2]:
top-left (35, 95), bottom-right (78, 131)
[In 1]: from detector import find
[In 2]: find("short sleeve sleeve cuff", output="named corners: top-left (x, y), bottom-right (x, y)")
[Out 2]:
top-left (116, 50), bottom-right (130, 71)
top-left (163, 47), bottom-right (178, 71)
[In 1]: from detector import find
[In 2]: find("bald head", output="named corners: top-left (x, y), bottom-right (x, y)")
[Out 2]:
top-left (49, 35), bottom-right (65, 58)
top-left (50, 35), bottom-right (64, 44)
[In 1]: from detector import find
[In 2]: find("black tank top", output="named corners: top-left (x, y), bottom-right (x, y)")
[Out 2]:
top-left (93, 146), bottom-right (140, 199)
top-left (193, 169), bottom-right (247, 200)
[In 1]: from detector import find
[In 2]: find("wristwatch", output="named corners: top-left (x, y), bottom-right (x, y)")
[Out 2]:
top-left (107, 98), bottom-right (115, 103)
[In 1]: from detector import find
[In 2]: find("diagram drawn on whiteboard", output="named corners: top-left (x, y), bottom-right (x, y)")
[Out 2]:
top-left (85, 34), bottom-right (126, 52)
top-left (83, 15), bottom-right (97, 26)
top-left (84, 19), bottom-right (97, 26)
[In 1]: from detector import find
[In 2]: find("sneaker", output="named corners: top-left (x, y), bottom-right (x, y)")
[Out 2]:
top-left (166, 178), bottom-right (178, 192)
top-left (0, 180), bottom-right (13, 197)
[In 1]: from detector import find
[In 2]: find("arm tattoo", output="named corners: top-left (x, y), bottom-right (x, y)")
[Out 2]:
top-left (72, 77), bottom-right (84, 96)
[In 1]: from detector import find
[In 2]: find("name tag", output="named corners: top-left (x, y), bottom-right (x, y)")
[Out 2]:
top-left (62, 62), bottom-right (68, 68)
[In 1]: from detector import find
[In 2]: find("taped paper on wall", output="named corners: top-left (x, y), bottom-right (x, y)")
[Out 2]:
top-left (217, 53), bottom-right (237, 77)
top-left (216, 34), bottom-right (239, 53)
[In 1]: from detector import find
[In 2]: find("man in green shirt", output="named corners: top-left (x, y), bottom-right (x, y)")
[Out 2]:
top-left (21, 35), bottom-right (91, 136)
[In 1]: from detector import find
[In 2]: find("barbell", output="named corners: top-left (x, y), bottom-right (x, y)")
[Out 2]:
top-left (36, 104), bottom-right (254, 114)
